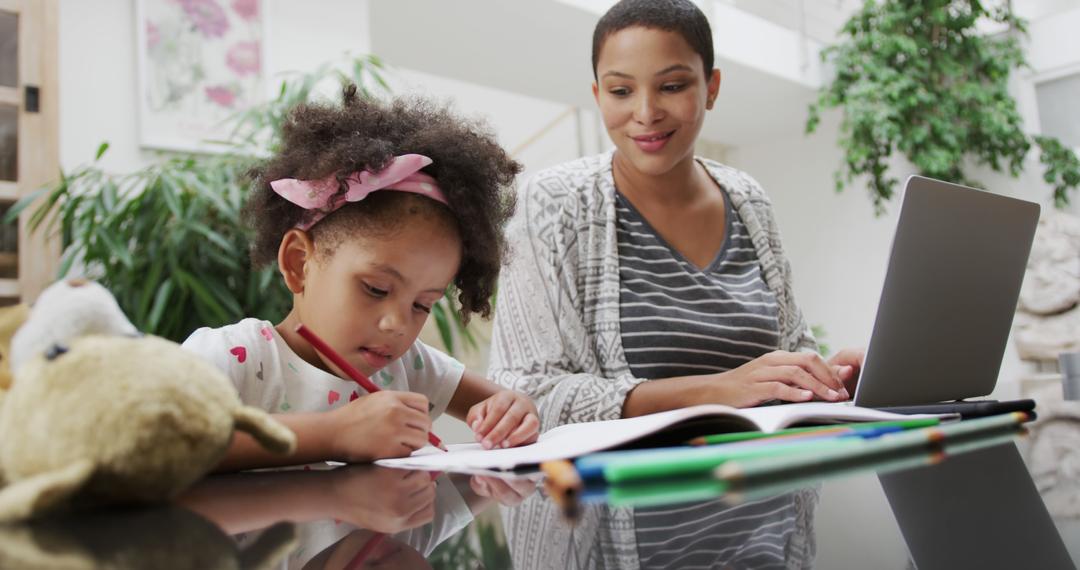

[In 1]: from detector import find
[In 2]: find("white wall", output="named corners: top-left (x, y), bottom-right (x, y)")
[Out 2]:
top-left (58, 0), bottom-right (373, 174)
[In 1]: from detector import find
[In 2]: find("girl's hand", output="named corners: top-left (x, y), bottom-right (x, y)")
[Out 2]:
top-left (328, 466), bottom-right (436, 532)
top-left (469, 475), bottom-right (538, 507)
top-left (703, 350), bottom-right (850, 408)
top-left (329, 391), bottom-right (432, 462)
top-left (467, 390), bottom-right (540, 450)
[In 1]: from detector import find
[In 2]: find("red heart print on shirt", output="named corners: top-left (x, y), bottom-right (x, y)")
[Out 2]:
top-left (328, 390), bottom-right (341, 405)
top-left (349, 391), bottom-right (359, 402)
top-left (260, 327), bottom-right (273, 342)
top-left (229, 346), bottom-right (247, 363)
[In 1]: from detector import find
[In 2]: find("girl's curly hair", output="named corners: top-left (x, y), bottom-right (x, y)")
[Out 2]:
top-left (244, 85), bottom-right (521, 320)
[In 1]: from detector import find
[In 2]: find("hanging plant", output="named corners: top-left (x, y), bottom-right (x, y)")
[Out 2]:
top-left (806, 0), bottom-right (1080, 213)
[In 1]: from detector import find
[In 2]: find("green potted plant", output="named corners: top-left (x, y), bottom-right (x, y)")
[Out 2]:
top-left (807, 0), bottom-right (1080, 213)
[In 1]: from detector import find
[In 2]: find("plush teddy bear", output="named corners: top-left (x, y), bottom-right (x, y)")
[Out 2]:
top-left (0, 280), bottom-right (297, 522)
top-left (0, 302), bottom-right (29, 398)
top-left (9, 279), bottom-right (136, 375)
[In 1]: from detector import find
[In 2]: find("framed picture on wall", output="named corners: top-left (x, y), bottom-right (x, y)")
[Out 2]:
top-left (135, 0), bottom-right (269, 152)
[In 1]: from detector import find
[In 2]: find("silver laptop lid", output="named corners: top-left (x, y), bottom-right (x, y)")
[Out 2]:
top-left (853, 175), bottom-right (1040, 407)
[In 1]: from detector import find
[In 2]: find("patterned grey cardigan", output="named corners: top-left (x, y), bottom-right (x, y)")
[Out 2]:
top-left (488, 150), bottom-right (818, 428)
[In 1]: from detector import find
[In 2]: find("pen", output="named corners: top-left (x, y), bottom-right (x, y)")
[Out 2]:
top-left (296, 324), bottom-right (445, 450)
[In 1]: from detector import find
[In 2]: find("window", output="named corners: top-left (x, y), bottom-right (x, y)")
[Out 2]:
top-left (1036, 71), bottom-right (1080, 149)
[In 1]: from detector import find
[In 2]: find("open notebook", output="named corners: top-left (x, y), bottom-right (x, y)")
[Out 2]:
top-left (375, 402), bottom-right (947, 472)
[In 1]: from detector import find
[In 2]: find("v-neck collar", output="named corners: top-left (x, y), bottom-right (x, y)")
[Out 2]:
top-left (612, 158), bottom-right (735, 274)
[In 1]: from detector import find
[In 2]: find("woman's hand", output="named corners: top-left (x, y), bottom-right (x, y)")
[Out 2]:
top-left (467, 390), bottom-right (541, 450)
top-left (624, 350), bottom-right (851, 416)
top-left (827, 347), bottom-right (865, 393)
top-left (704, 350), bottom-right (850, 407)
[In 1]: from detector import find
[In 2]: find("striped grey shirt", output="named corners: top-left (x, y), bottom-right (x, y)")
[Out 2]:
top-left (616, 190), bottom-right (781, 380)
top-left (616, 191), bottom-right (792, 568)
top-left (635, 495), bottom-right (807, 569)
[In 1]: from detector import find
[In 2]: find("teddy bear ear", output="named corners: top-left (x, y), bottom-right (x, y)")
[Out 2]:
top-left (237, 521), bottom-right (298, 570)
top-left (233, 407), bottom-right (297, 456)
top-left (0, 460), bottom-right (94, 522)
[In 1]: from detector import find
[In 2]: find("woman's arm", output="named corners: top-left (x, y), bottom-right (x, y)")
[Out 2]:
top-left (487, 175), bottom-right (650, 428)
top-left (490, 173), bottom-right (848, 425)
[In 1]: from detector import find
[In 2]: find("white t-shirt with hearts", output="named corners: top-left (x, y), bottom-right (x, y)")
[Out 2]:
top-left (181, 318), bottom-right (464, 418)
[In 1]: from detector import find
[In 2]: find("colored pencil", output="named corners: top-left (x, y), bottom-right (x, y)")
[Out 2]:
top-left (687, 417), bottom-right (941, 446)
top-left (716, 412), bottom-right (1028, 485)
top-left (596, 437), bottom-right (862, 484)
top-left (580, 429), bottom-right (1020, 510)
top-left (723, 429), bottom-right (1023, 504)
top-left (295, 324), bottom-right (444, 449)
top-left (574, 429), bottom-right (843, 481)
top-left (542, 459), bottom-right (583, 520)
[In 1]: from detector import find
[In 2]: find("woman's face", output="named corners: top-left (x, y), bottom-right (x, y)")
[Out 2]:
top-left (593, 26), bottom-right (720, 177)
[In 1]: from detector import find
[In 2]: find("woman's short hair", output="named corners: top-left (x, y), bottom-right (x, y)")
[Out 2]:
top-left (591, 0), bottom-right (714, 79)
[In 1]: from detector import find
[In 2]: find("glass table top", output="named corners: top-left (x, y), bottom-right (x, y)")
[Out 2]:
top-left (0, 433), bottom-right (1076, 569)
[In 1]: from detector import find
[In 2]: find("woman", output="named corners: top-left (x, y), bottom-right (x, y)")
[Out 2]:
top-left (491, 3), bottom-right (849, 565)
top-left (488, 0), bottom-right (863, 434)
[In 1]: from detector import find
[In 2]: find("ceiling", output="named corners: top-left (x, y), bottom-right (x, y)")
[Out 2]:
top-left (369, 0), bottom-right (823, 146)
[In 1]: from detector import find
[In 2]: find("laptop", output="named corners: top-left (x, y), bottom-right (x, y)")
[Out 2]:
top-left (880, 441), bottom-right (1075, 569)
top-left (848, 175), bottom-right (1040, 412)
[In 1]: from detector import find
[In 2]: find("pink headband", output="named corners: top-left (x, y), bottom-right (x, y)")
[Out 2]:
top-left (269, 154), bottom-right (449, 231)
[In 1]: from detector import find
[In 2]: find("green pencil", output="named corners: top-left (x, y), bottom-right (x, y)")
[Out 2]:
top-left (688, 417), bottom-right (941, 446)
top-left (723, 429), bottom-right (1022, 505)
top-left (603, 437), bottom-right (861, 484)
top-left (606, 476), bottom-right (729, 508)
top-left (716, 412), bottom-right (1028, 485)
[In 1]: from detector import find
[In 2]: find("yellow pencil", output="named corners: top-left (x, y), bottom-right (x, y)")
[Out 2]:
top-left (542, 459), bottom-right (583, 521)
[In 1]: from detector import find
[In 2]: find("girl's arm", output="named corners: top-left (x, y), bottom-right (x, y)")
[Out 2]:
top-left (215, 412), bottom-right (338, 473)
top-left (445, 370), bottom-right (501, 419)
top-left (216, 390), bottom-right (435, 472)
top-left (179, 466), bottom-right (438, 535)
top-left (178, 468), bottom-right (341, 534)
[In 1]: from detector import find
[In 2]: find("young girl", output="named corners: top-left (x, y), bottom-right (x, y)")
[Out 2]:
top-left (183, 86), bottom-right (539, 471)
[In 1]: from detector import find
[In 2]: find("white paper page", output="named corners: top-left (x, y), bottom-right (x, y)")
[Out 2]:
top-left (735, 402), bottom-right (942, 432)
top-left (376, 404), bottom-right (739, 471)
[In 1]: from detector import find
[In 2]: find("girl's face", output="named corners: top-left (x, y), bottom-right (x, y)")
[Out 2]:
top-left (292, 220), bottom-right (462, 377)
top-left (592, 26), bottom-right (721, 177)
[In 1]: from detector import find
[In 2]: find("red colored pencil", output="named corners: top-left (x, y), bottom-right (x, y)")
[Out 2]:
top-left (295, 324), bottom-right (444, 449)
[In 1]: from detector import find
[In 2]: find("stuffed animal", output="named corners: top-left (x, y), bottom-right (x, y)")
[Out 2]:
top-left (9, 279), bottom-right (136, 375)
top-left (0, 302), bottom-right (29, 396)
top-left (0, 506), bottom-right (297, 570)
top-left (0, 280), bottom-right (297, 522)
